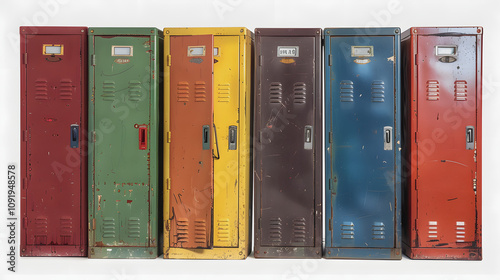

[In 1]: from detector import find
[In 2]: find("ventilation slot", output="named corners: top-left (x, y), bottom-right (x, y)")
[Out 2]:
top-left (454, 80), bottom-right (468, 101)
top-left (341, 222), bottom-right (354, 239)
top-left (59, 79), bottom-right (73, 100)
top-left (102, 217), bottom-right (116, 238)
top-left (456, 221), bottom-right (466, 243)
top-left (428, 221), bottom-right (438, 239)
top-left (340, 80), bottom-right (354, 102)
top-left (194, 219), bottom-right (207, 245)
top-left (128, 80), bottom-right (142, 102)
top-left (426, 80), bottom-right (440, 101)
top-left (216, 218), bottom-right (230, 243)
top-left (102, 80), bottom-right (116, 101)
top-left (59, 217), bottom-right (73, 245)
top-left (217, 83), bottom-right (230, 103)
top-left (269, 82), bottom-right (283, 104)
top-left (194, 81), bottom-right (207, 102)
top-left (293, 82), bottom-right (306, 104)
top-left (127, 217), bottom-right (141, 239)
top-left (372, 222), bottom-right (385, 240)
top-left (269, 217), bottom-right (282, 243)
top-left (371, 80), bottom-right (385, 103)
top-left (293, 218), bottom-right (306, 243)
top-left (35, 217), bottom-right (48, 244)
top-left (34, 79), bottom-right (48, 100)
top-left (175, 219), bottom-right (189, 243)
top-left (177, 81), bottom-right (189, 102)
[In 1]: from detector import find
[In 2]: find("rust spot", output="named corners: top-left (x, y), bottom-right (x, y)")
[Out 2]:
top-left (280, 58), bottom-right (295, 64)
top-left (95, 241), bottom-right (104, 247)
top-left (127, 200), bottom-right (132, 204)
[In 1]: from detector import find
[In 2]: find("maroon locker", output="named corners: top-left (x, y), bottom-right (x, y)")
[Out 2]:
top-left (20, 26), bottom-right (87, 256)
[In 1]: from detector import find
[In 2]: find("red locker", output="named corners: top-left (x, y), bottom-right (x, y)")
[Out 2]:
top-left (20, 26), bottom-right (87, 256)
top-left (401, 27), bottom-right (482, 260)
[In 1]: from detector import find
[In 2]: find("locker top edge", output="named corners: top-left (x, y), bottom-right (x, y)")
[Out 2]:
top-left (254, 28), bottom-right (322, 37)
top-left (324, 27), bottom-right (400, 37)
top-left (88, 27), bottom-right (161, 36)
top-left (163, 27), bottom-right (252, 38)
top-left (402, 26), bottom-right (483, 38)
top-left (20, 26), bottom-right (87, 35)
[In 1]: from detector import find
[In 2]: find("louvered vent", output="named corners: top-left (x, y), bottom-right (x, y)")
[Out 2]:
top-left (293, 82), bottom-right (306, 104)
top-left (269, 217), bottom-right (282, 243)
top-left (194, 219), bottom-right (207, 245)
top-left (217, 83), bottom-right (230, 103)
top-left (340, 80), bottom-right (354, 102)
top-left (128, 80), bottom-right (142, 102)
top-left (341, 222), bottom-right (354, 239)
top-left (428, 221), bottom-right (438, 239)
top-left (102, 217), bottom-right (116, 238)
top-left (102, 80), bottom-right (116, 101)
top-left (269, 82), bottom-right (282, 104)
top-left (176, 218), bottom-right (189, 243)
top-left (426, 80), bottom-right (439, 101)
top-left (194, 81), bottom-right (207, 102)
top-left (372, 222), bottom-right (385, 240)
top-left (371, 80), bottom-right (385, 103)
top-left (177, 81), bottom-right (189, 102)
top-left (59, 79), bottom-right (73, 100)
top-left (293, 218), bottom-right (306, 243)
top-left (59, 217), bottom-right (73, 245)
top-left (35, 217), bottom-right (48, 244)
top-left (127, 217), bottom-right (141, 239)
top-left (454, 80), bottom-right (468, 101)
top-left (456, 221), bottom-right (466, 243)
top-left (216, 218), bottom-right (230, 243)
top-left (34, 79), bottom-right (48, 100)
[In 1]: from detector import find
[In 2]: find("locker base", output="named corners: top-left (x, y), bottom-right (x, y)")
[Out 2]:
top-left (323, 247), bottom-right (402, 260)
top-left (165, 247), bottom-right (250, 260)
top-left (20, 245), bottom-right (86, 257)
top-left (402, 242), bottom-right (482, 260)
top-left (254, 246), bottom-right (322, 259)
top-left (88, 246), bottom-right (157, 259)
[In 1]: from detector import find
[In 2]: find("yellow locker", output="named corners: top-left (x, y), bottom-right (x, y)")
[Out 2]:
top-left (163, 27), bottom-right (253, 259)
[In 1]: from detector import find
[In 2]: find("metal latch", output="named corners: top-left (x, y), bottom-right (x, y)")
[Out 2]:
top-left (138, 125), bottom-right (148, 150)
top-left (466, 126), bottom-right (474, 150)
top-left (70, 124), bottom-right (79, 148)
top-left (384, 126), bottom-right (393, 150)
top-left (228, 125), bottom-right (237, 150)
top-left (304, 125), bottom-right (313, 150)
top-left (202, 125), bottom-right (210, 150)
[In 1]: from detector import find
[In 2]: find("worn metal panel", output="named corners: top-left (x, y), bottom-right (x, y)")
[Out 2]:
top-left (163, 27), bottom-right (253, 259)
top-left (88, 27), bottom-right (160, 258)
top-left (169, 34), bottom-right (214, 249)
top-left (20, 26), bottom-right (88, 257)
top-left (401, 27), bottom-right (482, 260)
top-left (324, 28), bottom-right (401, 260)
top-left (254, 28), bottom-right (322, 258)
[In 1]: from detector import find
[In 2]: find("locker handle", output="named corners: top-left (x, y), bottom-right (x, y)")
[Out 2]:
top-left (212, 124), bottom-right (220, 159)
top-left (228, 125), bottom-right (237, 150)
top-left (139, 125), bottom-right (147, 150)
top-left (304, 125), bottom-right (313, 150)
top-left (70, 124), bottom-right (79, 148)
top-left (202, 125), bottom-right (210, 150)
top-left (384, 126), bottom-right (393, 151)
top-left (466, 126), bottom-right (474, 150)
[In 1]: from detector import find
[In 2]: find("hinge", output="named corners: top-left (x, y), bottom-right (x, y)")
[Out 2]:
top-left (415, 131), bottom-right (418, 143)
top-left (414, 179), bottom-right (417, 190)
top-left (259, 131), bottom-right (263, 143)
top-left (23, 217), bottom-right (28, 229)
top-left (329, 218), bottom-right (332, 231)
top-left (166, 54), bottom-right (171, 66)
top-left (92, 131), bottom-right (96, 143)
top-left (328, 54), bottom-right (332, 66)
top-left (328, 178), bottom-right (332, 190)
top-left (259, 55), bottom-right (263, 66)
top-left (166, 220), bottom-right (170, 231)
top-left (474, 149), bottom-right (477, 162)
top-left (329, 132), bottom-right (333, 143)
top-left (22, 130), bottom-right (28, 142)
top-left (91, 54), bottom-right (96, 66)
top-left (258, 218), bottom-right (261, 229)
top-left (166, 131), bottom-right (171, 143)
top-left (23, 53), bottom-right (28, 65)
top-left (166, 178), bottom-right (171, 190)
top-left (22, 177), bottom-right (27, 189)
top-left (473, 174), bottom-right (477, 193)
top-left (92, 218), bottom-right (96, 230)
top-left (415, 53), bottom-right (418, 65)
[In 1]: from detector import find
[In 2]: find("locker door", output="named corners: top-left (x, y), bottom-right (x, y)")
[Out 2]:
top-left (259, 36), bottom-right (316, 247)
top-left (213, 35), bottom-right (240, 247)
top-left (92, 36), bottom-right (151, 246)
top-left (25, 34), bottom-right (83, 247)
top-left (329, 36), bottom-right (395, 248)
top-left (169, 35), bottom-right (214, 249)
top-left (416, 35), bottom-right (477, 248)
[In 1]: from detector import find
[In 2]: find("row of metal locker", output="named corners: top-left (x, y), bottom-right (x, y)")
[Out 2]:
top-left (20, 26), bottom-right (482, 260)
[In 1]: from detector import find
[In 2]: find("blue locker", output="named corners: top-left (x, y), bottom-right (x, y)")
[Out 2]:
top-left (324, 28), bottom-right (401, 259)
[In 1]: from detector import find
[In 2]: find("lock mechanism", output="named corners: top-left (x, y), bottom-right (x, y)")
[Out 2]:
top-left (304, 125), bottom-right (313, 150)
top-left (384, 126), bottom-right (393, 150)
top-left (70, 124), bottom-right (79, 148)
top-left (228, 126), bottom-right (237, 150)
top-left (466, 126), bottom-right (474, 150)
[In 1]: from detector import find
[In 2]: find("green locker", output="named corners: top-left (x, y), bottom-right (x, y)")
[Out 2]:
top-left (88, 28), bottom-right (161, 258)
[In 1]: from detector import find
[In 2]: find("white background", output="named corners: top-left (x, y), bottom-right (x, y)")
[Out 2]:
top-left (1, 0), bottom-right (499, 279)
